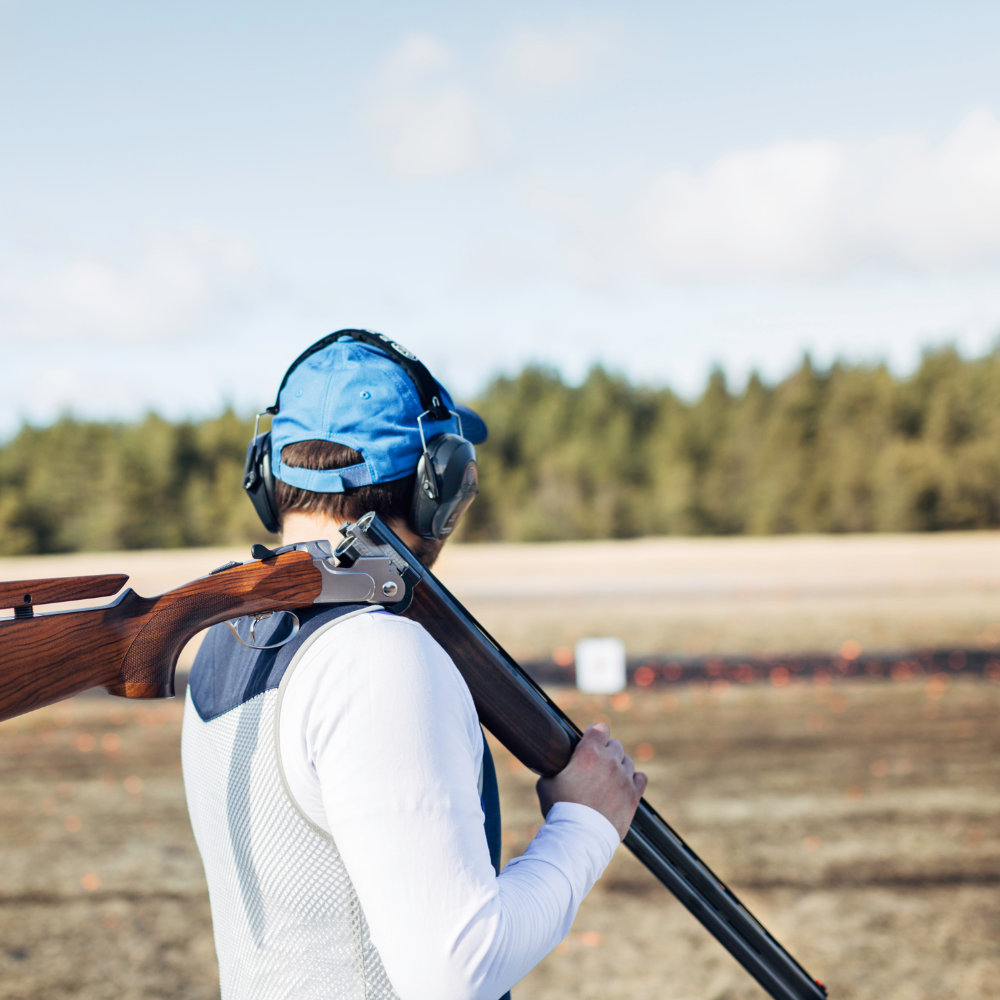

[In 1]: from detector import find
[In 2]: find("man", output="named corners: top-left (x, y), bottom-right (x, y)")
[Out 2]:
top-left (181, 333), bottom-right (647, 1000)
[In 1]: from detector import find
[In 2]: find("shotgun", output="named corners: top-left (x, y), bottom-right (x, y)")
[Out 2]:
top-left (0, 512), bottom-right (827, 1000)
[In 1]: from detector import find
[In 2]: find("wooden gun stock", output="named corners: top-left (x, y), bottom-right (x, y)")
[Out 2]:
top-left (404, 583), bottom-right (577, 775)
top-left (0, 574), bottom-right (129, 613)
top-left (0, 552), bottom-right (321, 723)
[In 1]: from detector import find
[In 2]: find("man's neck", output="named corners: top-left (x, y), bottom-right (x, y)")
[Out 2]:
top-left (279, 511), bottom-right (344, 552)
top-left (280, 511), bottom-right (444, 568)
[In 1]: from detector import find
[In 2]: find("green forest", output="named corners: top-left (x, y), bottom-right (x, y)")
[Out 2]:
top-left (2, 345), bottom-right (999, 554)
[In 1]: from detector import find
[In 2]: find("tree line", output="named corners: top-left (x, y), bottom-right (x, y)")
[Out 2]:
top-left (2, 345), bottom-right (999, 555)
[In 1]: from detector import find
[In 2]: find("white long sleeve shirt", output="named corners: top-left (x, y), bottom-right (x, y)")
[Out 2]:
top-left (276, 607), bottom-right (619, 1000)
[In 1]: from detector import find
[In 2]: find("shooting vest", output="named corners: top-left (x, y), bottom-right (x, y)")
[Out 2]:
top-left (181, 605), bottom-right (508, 1000)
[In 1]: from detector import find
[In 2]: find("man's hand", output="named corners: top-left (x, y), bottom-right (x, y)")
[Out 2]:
top-left (536, 723), bottom-right (648, 840)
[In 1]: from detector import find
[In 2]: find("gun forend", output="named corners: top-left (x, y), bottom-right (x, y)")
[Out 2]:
top-left (342, 513), bottom-right (828, 1000)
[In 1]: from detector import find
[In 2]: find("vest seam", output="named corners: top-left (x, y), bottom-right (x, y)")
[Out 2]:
top-left (273, 605), bottom-right (383, 844)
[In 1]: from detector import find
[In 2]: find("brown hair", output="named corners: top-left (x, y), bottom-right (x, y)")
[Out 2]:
top-left (275, 440), bottom-right (415, 530)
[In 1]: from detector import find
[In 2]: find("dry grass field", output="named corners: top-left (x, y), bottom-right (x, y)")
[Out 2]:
top-left (1, 533), bottom-right (999, 999)
top-left (3, 530), bottom-right (1000, 660)
top-left (0, 678), bottom-right (997, 1000)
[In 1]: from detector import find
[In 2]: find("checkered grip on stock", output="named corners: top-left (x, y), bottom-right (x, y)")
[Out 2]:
top-left (119, 592), bottom-right (248, 688)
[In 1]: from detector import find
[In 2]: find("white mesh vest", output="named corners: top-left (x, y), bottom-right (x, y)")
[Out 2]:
top-left (181, 606), bottom-right (401, 1000)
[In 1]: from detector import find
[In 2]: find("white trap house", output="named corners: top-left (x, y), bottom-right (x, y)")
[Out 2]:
top-left (574, 638), bottom-right (627, 694)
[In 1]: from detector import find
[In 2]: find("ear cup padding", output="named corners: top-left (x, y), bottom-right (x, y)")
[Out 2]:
top-left (410, 434), bottom-right (478, 539)
top-left (243, 432), bottom-right (280, 534)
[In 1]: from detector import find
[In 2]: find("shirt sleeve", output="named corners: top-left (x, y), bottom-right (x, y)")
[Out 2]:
top-left (278, 610), bottom-right (620, 1000)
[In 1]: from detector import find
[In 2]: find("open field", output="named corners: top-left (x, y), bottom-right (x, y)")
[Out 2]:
top-left (0, 676), bottom-right (997, 999)
top-left (439, 531), bottom-right (1000, 660)
top-left (1, 533), bottom-right (999, 998)
top-left (2, 531), bottom-right (1000, 661)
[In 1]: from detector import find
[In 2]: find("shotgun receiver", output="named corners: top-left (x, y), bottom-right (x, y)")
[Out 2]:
top-left (0, 513), bottom-right (827, 1000)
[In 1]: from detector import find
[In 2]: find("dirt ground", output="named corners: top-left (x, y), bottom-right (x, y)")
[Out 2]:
top-left (0, 675), bottom-right (997, 1000)
top-left (1, 533), bottom-right (998, 998)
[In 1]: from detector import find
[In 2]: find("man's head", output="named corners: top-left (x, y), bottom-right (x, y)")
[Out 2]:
top-left (249, 331), bottom-right (487, 566)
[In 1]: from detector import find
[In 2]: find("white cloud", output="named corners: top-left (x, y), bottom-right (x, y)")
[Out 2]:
top-left (637, 109), bottom-right (1000, 281)
top-left (368, 34), bottom-right (507, 178)
top-left (480, 110), bottom-right (1000, 288)
top-left (498, 21), bottom-right (619, 90)
top-left (0, 227), bottom-right (260, 343)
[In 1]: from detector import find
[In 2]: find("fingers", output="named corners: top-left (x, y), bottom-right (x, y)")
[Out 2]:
top-left (582, 724), bottom-right (624, 760)
top-left (583, 722), bottom-right (610, 744)
top-left (633, 770), bottom-right (649, 798)
top-left (580, 725), bottom-right (640, 793)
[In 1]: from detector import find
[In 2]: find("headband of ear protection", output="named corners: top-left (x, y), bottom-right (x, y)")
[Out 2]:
top-left (242, 329), bottom-right (479, 540)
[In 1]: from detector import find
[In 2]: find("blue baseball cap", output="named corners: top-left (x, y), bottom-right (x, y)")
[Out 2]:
top-left (270, 335), bottom-right (487, 493)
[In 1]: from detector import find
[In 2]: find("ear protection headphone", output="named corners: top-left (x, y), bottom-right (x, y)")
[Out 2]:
top-left (242, 329), bottom-right (478, 540)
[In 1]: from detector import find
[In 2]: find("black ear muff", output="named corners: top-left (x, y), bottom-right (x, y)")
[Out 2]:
top-left (243, 430), bottom-right (280, 535)
top-left (411, 434), bottom-right (478, 540)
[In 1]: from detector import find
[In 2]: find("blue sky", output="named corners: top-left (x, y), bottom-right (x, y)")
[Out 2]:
top-left (3, 0), bottom-right (1000, 431)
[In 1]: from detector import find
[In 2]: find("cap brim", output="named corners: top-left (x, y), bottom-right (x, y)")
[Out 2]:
top-left (454, 404), bottom-right (488, 444)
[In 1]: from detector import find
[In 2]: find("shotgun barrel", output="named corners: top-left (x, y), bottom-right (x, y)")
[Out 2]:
top-left (343, 513), bottom-right (828, 1000)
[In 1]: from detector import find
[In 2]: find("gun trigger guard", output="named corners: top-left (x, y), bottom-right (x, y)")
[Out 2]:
top-left (226, 611), bottom-right (300, 650)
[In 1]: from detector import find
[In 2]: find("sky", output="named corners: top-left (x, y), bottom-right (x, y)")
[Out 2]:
top-left (3, 0), bottom-right (1000, 432)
